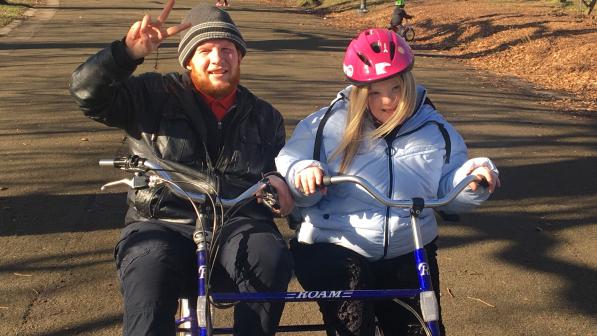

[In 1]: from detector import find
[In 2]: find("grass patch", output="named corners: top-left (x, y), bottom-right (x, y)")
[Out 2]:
top-left (0, 0), bottom-right (38, 27)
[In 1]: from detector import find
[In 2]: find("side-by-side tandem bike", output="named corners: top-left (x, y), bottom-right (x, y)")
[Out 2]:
top-left (100, 155), bottom-right (481, 336)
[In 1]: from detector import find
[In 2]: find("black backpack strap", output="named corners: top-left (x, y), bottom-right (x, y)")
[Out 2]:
top-left (400, 95), bottom-right (450, 163)
top-left (396, 120), bottom-right (451, 164)
top-left (432, 121), bottom-right (451, 164)
top-left (313, 94), bottom-right (345, 161)
top-left (424, 96), bottom-right (435, 109)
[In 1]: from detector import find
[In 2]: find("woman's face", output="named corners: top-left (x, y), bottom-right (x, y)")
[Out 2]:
top-left (367, 76), bottom-right (402, 124)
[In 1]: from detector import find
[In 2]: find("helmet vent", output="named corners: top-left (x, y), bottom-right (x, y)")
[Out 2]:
top-left (389, 41), bottom-right (396, 60)
top-left (370, 42), bottom-right (381, 53)
top-left (356, 52), bottom-right (372, 66)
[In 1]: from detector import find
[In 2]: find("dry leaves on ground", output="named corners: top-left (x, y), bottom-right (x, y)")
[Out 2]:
top-left (256, 0), bottom-right (597, 114)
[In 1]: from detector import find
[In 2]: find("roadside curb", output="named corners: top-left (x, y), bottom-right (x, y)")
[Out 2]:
top-left (0, 0), bottom-right (59, 37)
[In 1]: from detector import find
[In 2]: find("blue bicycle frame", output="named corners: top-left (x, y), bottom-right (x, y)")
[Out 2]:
top-left (173, 174), bottom-right (479, 336)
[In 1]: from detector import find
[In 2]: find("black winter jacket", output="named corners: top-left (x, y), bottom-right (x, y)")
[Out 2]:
top-left (70, 40), bottom-right (285, 223)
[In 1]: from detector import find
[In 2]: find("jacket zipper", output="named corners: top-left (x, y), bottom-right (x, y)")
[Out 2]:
top-left (381, 120), bottom-right (449, 259)
top-left (215, 121), bottom-right (226, 169)
top-left (383, 142), bottom-right (394, 259)
top-left (214, 101), bottom-right (249, 171)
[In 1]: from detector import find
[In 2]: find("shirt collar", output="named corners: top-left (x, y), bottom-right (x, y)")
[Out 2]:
top-left (198, 88), bottom-right (237, 121)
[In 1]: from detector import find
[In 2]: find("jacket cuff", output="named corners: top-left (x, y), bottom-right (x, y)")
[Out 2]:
top-left (111, 39), bottom-right (144, 71)
top-left (263, 171), bottom-right (285, 180)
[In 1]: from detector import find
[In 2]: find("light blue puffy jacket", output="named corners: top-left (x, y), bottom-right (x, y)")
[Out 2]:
top-left (275, 85), bottom-right (497, 260)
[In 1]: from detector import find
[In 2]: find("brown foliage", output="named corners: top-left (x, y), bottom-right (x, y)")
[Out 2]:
top-left (256, 0), bottom-right (597, 113)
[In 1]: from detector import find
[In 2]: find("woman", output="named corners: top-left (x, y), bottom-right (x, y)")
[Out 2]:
top-left (275, 28), bottom-right (500, 335)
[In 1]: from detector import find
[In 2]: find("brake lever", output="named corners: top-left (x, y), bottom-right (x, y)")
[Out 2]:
top-left (260, 180), bottom-right (281, 213)
top-left (100, 175), bottom-right (149, 191)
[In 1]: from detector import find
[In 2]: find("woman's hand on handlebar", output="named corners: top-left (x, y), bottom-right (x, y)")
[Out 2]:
top-left (295, 166), bottom-right (327, 196)
top-left (468, 165), bottom-right (500, 193)
top-left (264, 175), bottom-right (295, 217)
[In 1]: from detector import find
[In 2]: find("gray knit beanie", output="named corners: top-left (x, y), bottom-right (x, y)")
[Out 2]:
top-left (178, 4), bottom-right (247, 68)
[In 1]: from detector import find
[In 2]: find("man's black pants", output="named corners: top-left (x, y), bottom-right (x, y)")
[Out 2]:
top-left (114, 218), bottom-right (293, 336)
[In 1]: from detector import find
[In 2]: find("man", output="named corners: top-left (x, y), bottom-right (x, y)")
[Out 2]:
top-left (69, 2), bottom-right (294, 335)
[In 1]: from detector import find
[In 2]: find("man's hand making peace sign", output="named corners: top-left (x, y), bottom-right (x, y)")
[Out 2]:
top-left (124, 0), bottom-right (191, 60)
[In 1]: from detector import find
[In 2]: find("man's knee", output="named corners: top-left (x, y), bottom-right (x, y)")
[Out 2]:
top-left (114, 222), bottom-right (195, 285)
top-left (256, 236), bottom-right (293, 283)
top-left (220, 220), bottom-right (293, 291)
top-left (244, 230), bottom-right (292, 290)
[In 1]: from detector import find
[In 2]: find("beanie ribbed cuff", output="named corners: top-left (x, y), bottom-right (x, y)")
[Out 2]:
top-left (178, 21), bottom-right (247, 67)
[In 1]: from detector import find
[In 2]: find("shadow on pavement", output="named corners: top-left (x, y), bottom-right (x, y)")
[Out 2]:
top-left (440, 158), bottom-right (597, 318)
top-left (23, 314), bottom-right (122, 336)
top-left (250, 29), bottom-right (347, 52)
top-left (0, 193), bottom-right (127, 236)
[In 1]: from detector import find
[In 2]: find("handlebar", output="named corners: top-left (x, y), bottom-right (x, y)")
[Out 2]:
top-left (322, 175), bottom-right (479, 208)
top-left (99, 156), bottom-right (270, 208)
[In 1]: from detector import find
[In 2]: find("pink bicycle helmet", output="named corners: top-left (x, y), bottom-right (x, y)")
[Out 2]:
top-left (343, 28), bottom-right (414, 85)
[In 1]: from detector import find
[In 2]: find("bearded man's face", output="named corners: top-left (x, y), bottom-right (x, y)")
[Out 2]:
top-left (186, 39), bottom-right (241, 98)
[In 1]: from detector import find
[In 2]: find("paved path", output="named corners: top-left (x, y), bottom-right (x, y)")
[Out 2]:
top-left (0, 0), bottom-right (595, 335)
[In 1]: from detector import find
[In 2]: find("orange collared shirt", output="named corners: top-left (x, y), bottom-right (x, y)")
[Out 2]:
top-left (198, 89), bottom-right (237, 121)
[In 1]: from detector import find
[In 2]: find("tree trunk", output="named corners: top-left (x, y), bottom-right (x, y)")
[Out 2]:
top-left (588, 0), bottom-right (597, 14)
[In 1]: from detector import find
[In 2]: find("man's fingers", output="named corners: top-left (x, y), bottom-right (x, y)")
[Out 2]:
top-left (127, 21), bottom-right (142, 41)
top-left (140, 14), bottom-right (150, 30)
top-left (157, 0), bottom-right (176, 25)
top-left (165, 22), bottom-right (191, 38)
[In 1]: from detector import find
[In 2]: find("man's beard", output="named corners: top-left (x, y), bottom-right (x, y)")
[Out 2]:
top-left (190, 67), bottom-right (240, 99)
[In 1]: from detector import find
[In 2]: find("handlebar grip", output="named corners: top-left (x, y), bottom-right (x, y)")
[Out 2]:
top-left (98, 157), bottom-right (129, 168)
top-left (98, 159), bottom-right (116, 167)
top-left (322, 176), bottom-right (332, 186)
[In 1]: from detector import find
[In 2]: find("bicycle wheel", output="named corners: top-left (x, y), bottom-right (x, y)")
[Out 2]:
top-left (404, 27), bottom-right (415, 42)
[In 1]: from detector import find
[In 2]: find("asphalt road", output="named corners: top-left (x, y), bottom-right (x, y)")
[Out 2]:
top-left (0, 0), bottom-right (595, 335)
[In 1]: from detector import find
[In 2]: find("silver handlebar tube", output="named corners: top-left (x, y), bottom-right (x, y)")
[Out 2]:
top-left (326, 174), bottom-right (477, 252)
top-left (325, 175), bottom-right (478, 208)
top-left (142, 160), bottom-right (268, 208)
top-left (100, 158), bottom-right (267, 207)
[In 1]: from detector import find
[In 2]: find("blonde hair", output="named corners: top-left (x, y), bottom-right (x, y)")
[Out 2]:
top-left (331, 71), bottom-right (417, 173)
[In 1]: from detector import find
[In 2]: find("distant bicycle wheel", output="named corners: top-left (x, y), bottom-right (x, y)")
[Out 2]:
top-left (403, 27), bottom-right (415, 42)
